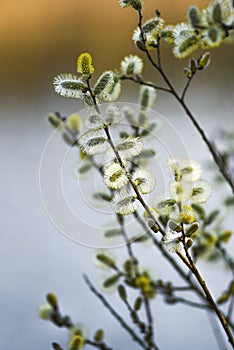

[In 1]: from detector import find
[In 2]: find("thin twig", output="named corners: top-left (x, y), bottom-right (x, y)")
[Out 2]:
top-left (165, 296), bottom-right (212, 310)
top-left (83, 275), bottom-right (148, 350)
top-left (181, 233), bottom-right (234, 347)
top-left (217, 243), bottom-right (234, 278)
top-left (181, 74), bottom-right (195, 101)
top-left (85, 339), bottom-right (113, 350)
top-left (156, 35), bottom-right (162, 70)
top-left (120, 76), bottom-right (171, 93)
top-left (142, 294), bottom-right (159, 350)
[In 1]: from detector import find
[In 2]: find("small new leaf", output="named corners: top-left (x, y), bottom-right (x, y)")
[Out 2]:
top-left (48, 112), bottom-right (64, 129)
top-left (96, 254), bottom-right (116, 269)
top-left (78, 162), bottom-right (93, 174)
top-left (197, 52), bottom-right (211, 70)
top-left (205, 210), bottom-right (219, 225)
top-left (134, 297), bottom-right (142, 311)
top-left (184, 67), bottom-right (192, 79)
top-left (185, 222), bottom-right (199, 236)
top-left (212, 3), bottom-right (222, 24)
top-left (103, 274), bottom-right (120, 288)
top-left (104, 229), bottom-right (123, 238)
top-left (94, 329), bottom-right (104, 342)
top-left (118, 284), bottom-right (127, 301)
top-left (189, 58), bottom-right (197, 74)
top-left (188, 6), bottom-right (201, 27)
top-left (93, 192), bottom-right (112, 202)
top-left (191, 203), bottom-right (205, 219)
top-left (52, 342), bottom-right (64, 350)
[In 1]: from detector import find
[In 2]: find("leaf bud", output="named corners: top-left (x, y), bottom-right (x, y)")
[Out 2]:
top-left (46, 293), bottom-right (58, 309)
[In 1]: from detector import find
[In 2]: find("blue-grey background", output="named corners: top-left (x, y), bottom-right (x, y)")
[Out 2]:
top-left (1, 0), bottom-right (234, 349)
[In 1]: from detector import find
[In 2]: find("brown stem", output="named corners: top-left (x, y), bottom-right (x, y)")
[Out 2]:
top-left (182, 238), bottom-right (234, 347)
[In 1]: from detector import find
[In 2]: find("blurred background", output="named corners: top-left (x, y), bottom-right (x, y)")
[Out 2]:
top-left (1, 0), bottom-right (234, 349)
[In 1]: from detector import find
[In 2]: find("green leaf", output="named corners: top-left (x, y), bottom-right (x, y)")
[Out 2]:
top-left (189, 58), bottom-right (197, 74)
top-left (136, 40), bottom-right (147, 51)
top-left (147, 219), bottom-right (159, 233)
top-left (131, 234), bottom-right (149, 242)
top-left (140, 123), bottom-right (157, 137)
top-left (136, 149), bottom-right (156, 159)
top-left (118, 284), bottom-right (127, 301)
top-left (93, 192), bottom-right (112, 202)
top-left (52, 342), bottom-right (64, 350)
top-left (183, 67), bottom-right (192, 79)
top-left (191, 203), bottom-right (205, 220)
top-left (119, 131), bottom-right (130, 138)
top-left (224, 196), bottom-right (234, 207)
top-left (228, 281), bottom-right (234, 295)
top-left (96, 254), bottom-right (116, 268)
top-left (104, 229), bottom-right (123, 238)
top-left (188, 6), bottom-right (201, 27)
top-left (47, 112), bottom-right (63, 129)
top-left (205, 210), bottom-right (219, 225)
top-left (134, 297), bottom-right (142, 311)
top-left (185, 222), bottom-right (199, 236)
top-left (103, 274), bottom-right (120, 288)
top-left (46, 293), bottom-right (58, 309)
top-left (217, 292), bottom-right (229, 305)
top-left (94, 329), bottom-right (104, 342)
top-left (197, 52), bottom-right (211, 70)
top-left (78, 162), bottom-right (93, 174)
top-left (62, 133), bottom-right (75, 146)
top-left (212, 3), bottom-right (222, 24)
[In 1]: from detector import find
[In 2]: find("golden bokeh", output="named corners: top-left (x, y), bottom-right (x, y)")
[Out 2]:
top-left (1, 0), bottom-right (210, 95)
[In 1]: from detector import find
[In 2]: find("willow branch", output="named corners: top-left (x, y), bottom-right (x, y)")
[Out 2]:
top-left (86, 77), bottom-right (234, 346)
top-left (135, 9), bottom-right (234, 194)
top-left (120, 76), bottom-right (171, 93)
top-left (83, 275), bottom-right (148, 350)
